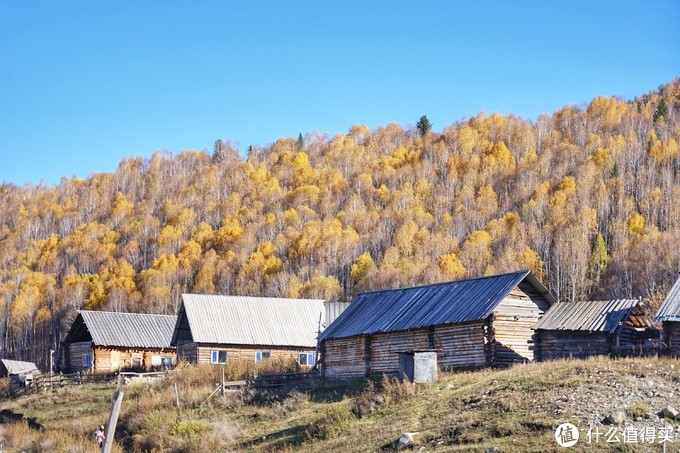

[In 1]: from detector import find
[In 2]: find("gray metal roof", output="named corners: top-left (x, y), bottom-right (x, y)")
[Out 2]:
top-left (534, 299), bottom-right (649, 333)
top-left (1, 359), bottom-right (39, 375)
top-left (319, 270), bottom-right (555, 340)
top-left (176, 294), bottom-right (325, 348)
top-left (655, 275), bottom-right (680, 322)
top-left (75, 311), bottom-right (177, 348)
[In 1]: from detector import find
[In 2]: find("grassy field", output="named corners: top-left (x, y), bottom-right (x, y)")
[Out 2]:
top-left (1, 357), bottom-right (679, 452)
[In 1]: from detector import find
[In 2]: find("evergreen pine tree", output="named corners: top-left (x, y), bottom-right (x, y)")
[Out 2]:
top-left (416, 115), bottom-right (432, 137)
top-left (653, 99), bottom-right (669, 124)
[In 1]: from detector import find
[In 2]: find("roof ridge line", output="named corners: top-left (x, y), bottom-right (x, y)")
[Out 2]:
top-left (355, 270), bottom-right (530, 296)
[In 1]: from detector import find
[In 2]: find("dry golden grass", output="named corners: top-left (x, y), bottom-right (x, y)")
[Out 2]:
top-left (1, 356), bottom-right (679, 452)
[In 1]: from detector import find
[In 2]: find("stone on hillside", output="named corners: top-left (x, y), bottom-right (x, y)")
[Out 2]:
top-left (398, 433), bottom-right (415, 449)
top-left (607, 411), bottom-right (625, 425)
top-left (663, 405), bottom-right (678, 420)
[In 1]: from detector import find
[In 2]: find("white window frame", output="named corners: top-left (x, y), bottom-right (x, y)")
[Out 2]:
top-left (210, 350), bottom-right (228, 364)
top-left (255, 351), bottom-right (271, 362)
top-left (299, 352), bottom-right (315, 366)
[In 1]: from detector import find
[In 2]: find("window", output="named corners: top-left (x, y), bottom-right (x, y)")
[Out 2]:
top-left (82, 353), bottom-right (91, 368)
top-left (299, 353), bottom-right (315, 366)
top-left (255, 351), bottom-right (271, 362)
top-left (210, 350), bottom-right (227, 364)
top-left (152, 356), bottom-right (173, 367)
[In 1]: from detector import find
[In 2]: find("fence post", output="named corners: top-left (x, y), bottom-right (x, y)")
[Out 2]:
top-left (221, 367), bottom-right (225, 397)
top-left (101, 390), bottom-right (124, 453)
top-left (174, 382), bottom-right (180, 410)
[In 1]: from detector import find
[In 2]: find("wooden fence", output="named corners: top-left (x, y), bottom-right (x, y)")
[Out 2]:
top-left (253, 371), bottom-right (320, 388)
top-left (9, 371), bottom-right (169, 397)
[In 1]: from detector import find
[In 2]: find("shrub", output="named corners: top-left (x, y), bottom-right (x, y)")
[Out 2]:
top-left (304, 405), bottom-right (355, 440)
top-left (171, 421), bottom-right (204, 439)
top-left (351, 376), bottom-right (416, 417)
top-left (380, 375), bottom-right (415, 404)
top-left (630, 401), bottom-right (649, 419)
top-left (0, 377), bottom-right (10, 399)
top-left (351, 380), bottom-right (380, 418)
top-left (281, 390), bottom-right (310, 412)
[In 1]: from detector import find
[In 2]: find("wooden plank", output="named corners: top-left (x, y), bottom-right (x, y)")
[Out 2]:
top-left (492, 282), bottom-right (551, 365)
top-left (665, 322), bottom-right (680, 356)
top-left (369, 329), bottom-right (429, 374)
top-left (435, 322), bottom-right (487, 369)
top-left (192, 343), bottom-right (315, 365)
top-left (322, 335), bottom-right (367, 380)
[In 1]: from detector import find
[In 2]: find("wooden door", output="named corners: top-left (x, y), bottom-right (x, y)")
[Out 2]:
top-left (110, 351), bottom-right (121, 371)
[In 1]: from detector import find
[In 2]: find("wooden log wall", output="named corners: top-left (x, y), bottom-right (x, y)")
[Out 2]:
top-left (322, 323), bottom-right (492, 380)
top-left (493, 282), bottom-right (551, 365)
top-left (177, 341), bottom-right (198, 363)
top-left (369, 328), bottom-right (429, 375)
top-left (665, 322), bottom-right (680, 356)
top-left (65, 341), bottom-right (92, 372)
top-left (322, 335), bottom-right (368, 380)
top-left (536, 331), bottom-right (610, 360)
top-left (193, 343), bottom-right (315, 365)
top-left (434, 322), bottom-right (487, 369)
top-left (91, 347), bottom-right (176, 373)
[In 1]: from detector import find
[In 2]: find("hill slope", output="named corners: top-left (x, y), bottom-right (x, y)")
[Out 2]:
top-left (0, 80), bottom-right (679, 368)
top-left (1, 357), bottom-right (679, 451)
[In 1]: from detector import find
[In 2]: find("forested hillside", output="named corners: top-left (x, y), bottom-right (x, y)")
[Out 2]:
top-left (1, 80), bottom-right (679, 368)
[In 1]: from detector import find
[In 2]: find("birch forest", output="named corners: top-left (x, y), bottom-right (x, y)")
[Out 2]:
top-left (1, 80), bottom-right (679, 368)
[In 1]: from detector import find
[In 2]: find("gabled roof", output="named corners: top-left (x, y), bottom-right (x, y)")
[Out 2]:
top-left (655, 275), bottom-right (680, 322)
top-left (535, 299), bottom-right (653, 334)
top-left (64, 311), bottom-right (177, 349)
top-left (0, 359), bottom-right (39, 375)
top-left (172, 294), bottom-right (325, 348)
top-left (319, 270), bottom-right (555, 340)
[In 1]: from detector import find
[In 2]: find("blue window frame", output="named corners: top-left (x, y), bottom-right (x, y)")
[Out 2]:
top-left (82, 353), bottom-right (91, 368)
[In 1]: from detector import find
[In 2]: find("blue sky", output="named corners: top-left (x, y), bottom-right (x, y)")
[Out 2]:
top-left (1, 1), bottom-right (678, 185)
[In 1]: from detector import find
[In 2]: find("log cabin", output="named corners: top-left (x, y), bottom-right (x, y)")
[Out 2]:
top-left (0, 359), bottom-right (39, 378)
top-left (0, 359), bottom-right (41, 391)
top-left (171, 294), bottom-right (325, 367)
top-left (61, 311), bottom-right (177, 373)
top-left (318, 270), bottom-right (556, 380)
top-left (534, 299), bottom-right (659, 360)
top-left (655, 274), bottom-right (680, 356)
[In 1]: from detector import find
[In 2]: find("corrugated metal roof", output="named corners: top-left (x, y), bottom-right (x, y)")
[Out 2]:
top-left (325, 301), bottom-right (350, 327)
top-left (319, 270), bottom-right (555, 340)
top-left (1, 359), bottom-right (39, 375)
top-left (79, 311), bottom-right (177, 348)
top-left (177, 294), bottom-right (325, 348)
top-left (534, 299), bottom-right (645, 333)
top-left (655, 275), bottom-right (680, 322)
